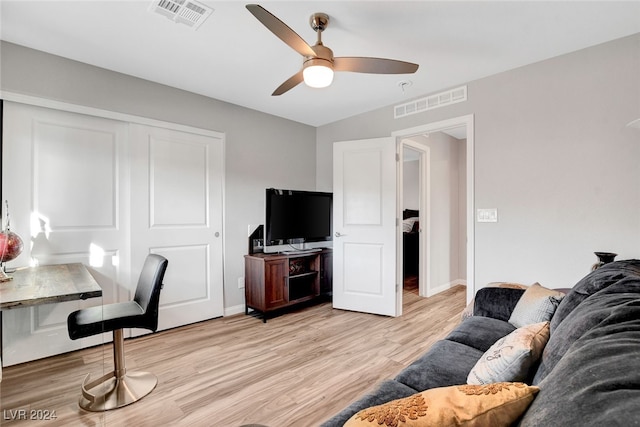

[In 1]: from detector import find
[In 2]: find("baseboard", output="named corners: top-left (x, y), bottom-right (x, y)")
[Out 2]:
top-left (224, 304), bottom-right (246, 317)
top-left (427, 279), bottom-right (467, 297)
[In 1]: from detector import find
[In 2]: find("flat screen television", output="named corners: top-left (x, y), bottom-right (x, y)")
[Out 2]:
top-left (265, 188), bottom-right (332, 251)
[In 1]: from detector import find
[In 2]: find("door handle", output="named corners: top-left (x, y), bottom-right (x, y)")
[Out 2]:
top-left (335, 232), bottom-right (347, 238)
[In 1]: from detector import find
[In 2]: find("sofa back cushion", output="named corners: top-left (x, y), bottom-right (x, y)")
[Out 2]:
top-left (550, 260), bottom-right (640, 331)
top-left (473, 287), bottom-right (525, 321)
top-left (519, 291), bottom-right (640, 426)
top-left (533, 259), bottom-right (640, 384)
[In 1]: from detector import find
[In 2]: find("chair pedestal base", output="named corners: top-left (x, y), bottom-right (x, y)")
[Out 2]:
top-left (79, 370), bottom-right (157, 411)
top-left (78, 328), bottom-right (157, 412)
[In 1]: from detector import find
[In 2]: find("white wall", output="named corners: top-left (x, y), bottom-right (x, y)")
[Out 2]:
top-left (0, 41), bottom-right (318, 312)
top-left (316, 34), bottom-right (640, 290)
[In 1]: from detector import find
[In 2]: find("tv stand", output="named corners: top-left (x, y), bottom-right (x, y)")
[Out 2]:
top-left (244, 248), bottom-right (332, 322)
top-left (279, 248), bottom-right (322, 255)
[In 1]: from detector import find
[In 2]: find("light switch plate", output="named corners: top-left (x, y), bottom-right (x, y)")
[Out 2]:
top-left (477, 208), bottom-right (498, 223)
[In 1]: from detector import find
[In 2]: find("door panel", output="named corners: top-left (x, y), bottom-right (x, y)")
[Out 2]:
top-left (2, 102), bottom-right (128, 365)
top-left (343, 150), bottom-right (383, 225)
top-left (129, 124), bottom-right (224, 332)
top-left (344, 243), bottom-right (384, 294)
top-left (332, 137), bottom-right (399, 317)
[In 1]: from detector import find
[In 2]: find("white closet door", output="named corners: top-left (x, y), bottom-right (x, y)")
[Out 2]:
top-left (129, 124), bottom-right (224, 332)
top-left (1, 103), bottom-right (225, 366)
top-left (1, 102), bottom-right (130, 365)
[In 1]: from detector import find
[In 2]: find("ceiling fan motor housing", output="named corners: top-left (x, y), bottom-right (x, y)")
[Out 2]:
top-left (310, 13), bottom-right (329, 32)
top-left (306, 44), bottom-right (334, 66)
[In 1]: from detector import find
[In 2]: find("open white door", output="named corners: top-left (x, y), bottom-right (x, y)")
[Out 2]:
top-left (332, 137), bottom-right (399, 317)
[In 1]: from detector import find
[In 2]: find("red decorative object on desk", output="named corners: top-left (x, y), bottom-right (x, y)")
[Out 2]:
top-left (0, 231), bottom-right (23, 263)
top-left (1, 201), bottom-right (25, 282)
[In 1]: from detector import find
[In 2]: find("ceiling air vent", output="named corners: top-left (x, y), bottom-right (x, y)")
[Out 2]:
top-left (149, 0), bottom-right (213, 29)
top-left (395, 85), bottom-right (467, 119)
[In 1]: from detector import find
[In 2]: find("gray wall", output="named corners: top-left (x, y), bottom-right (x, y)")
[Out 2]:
top-left (317, 33), bottom-right (640, 290)
top-left (0, 41), bottom-right (317, 312)
top-left (402, 159), bottom-right (419, 211)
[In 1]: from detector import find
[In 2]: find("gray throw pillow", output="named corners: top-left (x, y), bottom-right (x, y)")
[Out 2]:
top-left (508, 283), bottom-right (565, 328)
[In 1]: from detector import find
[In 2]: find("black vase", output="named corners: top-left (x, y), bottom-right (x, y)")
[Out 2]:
top-left (591, 251), bottom-right (618, 271)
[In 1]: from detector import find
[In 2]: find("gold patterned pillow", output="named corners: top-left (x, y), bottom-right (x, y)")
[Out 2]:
top-left (344, 382), bottom-right (539, 427)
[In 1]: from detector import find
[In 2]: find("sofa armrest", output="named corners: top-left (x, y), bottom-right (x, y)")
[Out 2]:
top-left (473, 287), bottom-right (525, 321)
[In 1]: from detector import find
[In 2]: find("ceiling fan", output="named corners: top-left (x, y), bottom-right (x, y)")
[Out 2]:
top-left (246, 4), bottom-right (419, 96)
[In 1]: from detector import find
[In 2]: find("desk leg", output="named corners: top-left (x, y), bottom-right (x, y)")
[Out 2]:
top-left (1, 310), bottom-right (3, 372)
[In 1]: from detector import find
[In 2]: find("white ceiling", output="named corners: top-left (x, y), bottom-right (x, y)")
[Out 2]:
top-left (2, 1), bottom-right (639, 127)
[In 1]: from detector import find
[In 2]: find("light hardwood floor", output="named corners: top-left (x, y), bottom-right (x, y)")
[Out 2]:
top-left (0, 286), bottom-right (466, 426)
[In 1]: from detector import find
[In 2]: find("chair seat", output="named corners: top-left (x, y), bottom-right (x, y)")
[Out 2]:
top-left (68, 301), bottom-right (149, 340)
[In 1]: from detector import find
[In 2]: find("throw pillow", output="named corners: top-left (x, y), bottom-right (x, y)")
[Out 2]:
top-left (467, 321), bottom-right (550, 385)
top-left (344, 382), bottom-right (539, 427)
top-left (402, 217), bottom-right (418, 233)
top-left (508, 283), bottom-right (565, 328)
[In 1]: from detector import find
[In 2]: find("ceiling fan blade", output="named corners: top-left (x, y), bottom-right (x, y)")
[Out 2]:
top-left (334, 57), bottom-right (419, 74)
top-left (272, 70), bottom-right (304, 96)
top-left (246, 4), bottom-right (316, 58)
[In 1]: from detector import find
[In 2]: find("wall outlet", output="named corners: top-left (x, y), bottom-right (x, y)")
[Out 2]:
top-left (238, 276), bottom-right (245, 289)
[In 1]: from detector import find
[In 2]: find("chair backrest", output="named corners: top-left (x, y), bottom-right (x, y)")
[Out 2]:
top-left (133, 254), bottom-right (168, 332)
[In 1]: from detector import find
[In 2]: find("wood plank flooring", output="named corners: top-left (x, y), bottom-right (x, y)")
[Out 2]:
top-left (0, 286), bottom-right (466, 427)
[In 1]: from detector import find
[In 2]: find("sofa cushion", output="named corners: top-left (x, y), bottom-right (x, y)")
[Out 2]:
top-left (395, 340), bottom-right (483, 391)
top-left (344, 382), bottom-right (539, 427)
top-left (462, 283), bottom-right (527, 320)
top-left (445, 316), bottom-right (516, 353)
top-left (467, 322), bottom-right (549, 385)
top-left (534, 290), bottom-right (640, 384)
top-left (520, 296), bottom-right (640, 426)
top-left (533, 260), bottom-right (640, 383)
top-left (550, 260), bottom-right (640, 331)
top-left (508, 283), bottom-right (564, 328)
top-left (473, 287), bottom-right (525, 321)
top-left (319, 380), bottom-right (418, 427)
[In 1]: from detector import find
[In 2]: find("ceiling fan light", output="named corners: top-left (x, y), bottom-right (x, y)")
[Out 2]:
top-left (303, 61), bottom-right (334, 88)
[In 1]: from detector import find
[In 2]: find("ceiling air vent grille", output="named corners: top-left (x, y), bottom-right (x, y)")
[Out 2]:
top-left (149, 0), bottom-right (213, 29)
top-left (394, 85), bottom-right (467, 119)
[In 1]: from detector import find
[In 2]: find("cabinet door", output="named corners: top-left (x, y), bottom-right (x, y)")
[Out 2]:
top-left (265, 259), bottom-right (288, 308)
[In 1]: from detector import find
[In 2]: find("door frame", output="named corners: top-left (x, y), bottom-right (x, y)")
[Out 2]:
top-left (393, 114), bottom-right (475, 304)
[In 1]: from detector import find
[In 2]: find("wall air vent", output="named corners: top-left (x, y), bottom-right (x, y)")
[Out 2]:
top-left (394, 85), bottom-right (467, 119)
top-left (149, 0), bottom-right (213, 29)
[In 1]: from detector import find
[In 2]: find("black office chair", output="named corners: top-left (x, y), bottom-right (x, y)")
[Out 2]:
top-left (67, 254), bottom-right (168, 411)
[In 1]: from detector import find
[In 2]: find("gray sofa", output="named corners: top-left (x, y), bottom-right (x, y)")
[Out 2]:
top-left (321, 259), bottom-right (640, 426)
